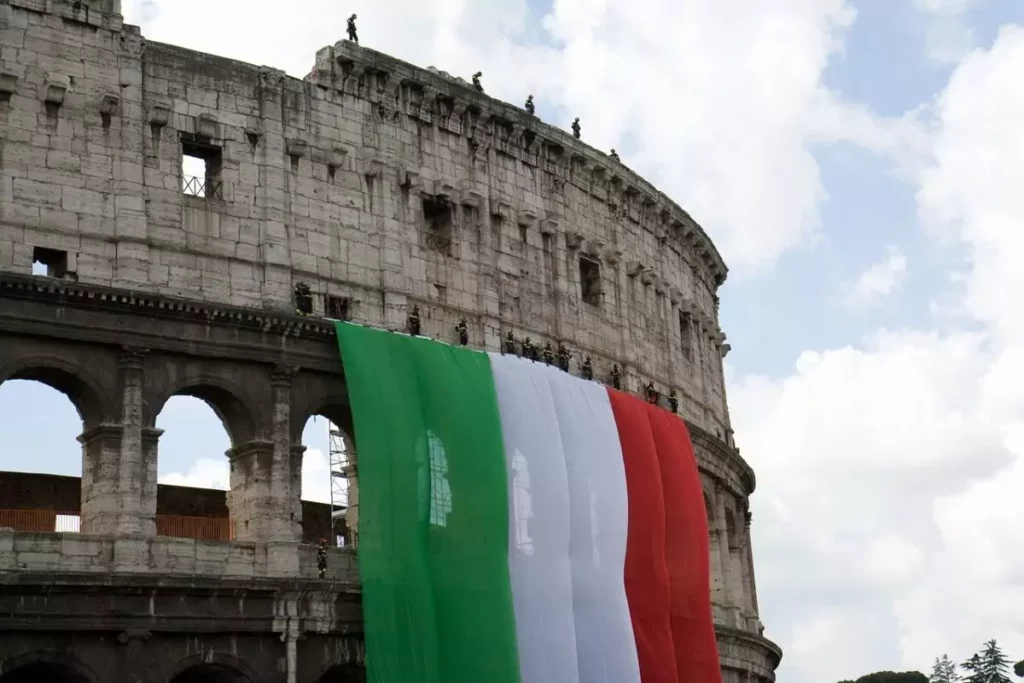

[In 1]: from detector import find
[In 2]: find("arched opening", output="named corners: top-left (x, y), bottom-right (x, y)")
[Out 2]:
top-left (168, 663), bottom-right (250, 683)
top-left (0, 661), bottom-right (89, 683)
top-left (154, 394), bottom-right (234, 541)
top-left (0, 366), bottom-right (100, 533)
top-left (299, 412), bottom-right (355, 548)
top-left (317, 664), bottom-right (365, 683)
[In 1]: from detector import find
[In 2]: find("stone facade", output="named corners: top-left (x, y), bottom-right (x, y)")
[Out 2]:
top-left (0, 1), bottom-right (781, 682)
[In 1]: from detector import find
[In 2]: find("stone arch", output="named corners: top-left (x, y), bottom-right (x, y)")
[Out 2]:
top-left (0, 650), bottom-right (97, 683)
top-left (293, 394), bottom-right (357, 547)
top-left (162, 653), bottom-right (263, 683)
top-left (291, 393), bottom-right (354, 445)
top-left (148, 374), bottom-right (257, 446)
top-left (0, 355), bottom-right (113, 428)
top-left (702, 487), bottom-right (714, 523)
top-left (725, 503), bottom-right (740, 547)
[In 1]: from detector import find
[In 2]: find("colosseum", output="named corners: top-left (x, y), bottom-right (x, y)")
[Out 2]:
top-left (0, 1), bottom-right (782, 682)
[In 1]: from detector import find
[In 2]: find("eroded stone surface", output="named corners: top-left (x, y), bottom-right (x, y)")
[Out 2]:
top-left (0, 1), bottom-right (779, 680)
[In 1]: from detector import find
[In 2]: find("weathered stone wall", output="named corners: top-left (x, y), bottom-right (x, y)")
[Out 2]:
top-left (0, 0), bottom-right (733, 440)
top-left (0, 1), bottom-right (779, 680)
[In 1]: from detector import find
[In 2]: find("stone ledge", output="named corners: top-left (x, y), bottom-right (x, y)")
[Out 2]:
top-left (0, 530), bottom-right (357, 581)
top-left (690, 423), bottom-right (757, 495)
top-left (716, 625), bottom-right (783, 678)
top-left (0, 272), bottom-right (335, 337)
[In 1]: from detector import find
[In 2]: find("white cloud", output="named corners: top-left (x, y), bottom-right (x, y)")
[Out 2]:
top-left (301, 448), bottom-right (333, 504)
top-left (731, 22), bottom-right (1024, 683)
top-left (844, 246), bottom-right (908, 310)
top-left (915, 0), bottom-right (980, 65)
top-left (159, 458), bottom-right (229, 490)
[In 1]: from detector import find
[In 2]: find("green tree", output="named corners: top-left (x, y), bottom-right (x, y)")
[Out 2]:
top-left (838, 672), bottom-right (928, 683)
top-left (931, 654), bottom-right (961, 683)
top-left (1013, 660), bottom-right (1024, 679)
top-left (963, 640), bottom-right (1012, 683)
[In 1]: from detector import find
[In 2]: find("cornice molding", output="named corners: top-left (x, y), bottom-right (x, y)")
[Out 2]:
top-left (0, 274), bottom-right (335, 337)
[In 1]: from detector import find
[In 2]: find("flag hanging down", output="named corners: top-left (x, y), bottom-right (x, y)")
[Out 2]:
top-left (335, 321), bottom-right (722, 683)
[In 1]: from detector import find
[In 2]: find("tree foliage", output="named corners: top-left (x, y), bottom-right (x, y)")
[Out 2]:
top-left (931, 654), bottom-right (961, 683)
top-left (838, 672), bottom-right (928, 683)
top-left (963, 640), bottom-right (1012, 683)
top-left (1013, 660), bottom-right (1024, 679)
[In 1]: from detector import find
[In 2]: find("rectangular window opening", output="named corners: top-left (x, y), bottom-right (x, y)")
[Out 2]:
top-left (680, 312), bottom-right (693, 360)
top-left (423, 196), bottom-right (453, 256)
top-left (325, 295), bottom-right (351, 321)
top-left (181, 136), bottom-right (223, 199)
top-left (32, 246), bottom-right (70, 279)
top-left (579, 256), bottom-right (602, 306)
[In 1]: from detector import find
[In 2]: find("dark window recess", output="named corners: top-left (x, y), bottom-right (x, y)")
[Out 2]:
top-left (294, 283), bottom-right (314, 315)
top-left (32, 247), bottom-right (74, 279)
top-left (325, 295), bottom-right (351, 320)
top-left (579, 256), bottom-right (602, 306)
top-left (423, 196), bottom-right (453, 256)
top-left (679, 312), bottom-right (693, 360)
top-left (181, 135), bottom-right (223, 199)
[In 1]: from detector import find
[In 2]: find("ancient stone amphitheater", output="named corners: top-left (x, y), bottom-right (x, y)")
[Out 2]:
top-left (0, 1), bottom-right (781, 681)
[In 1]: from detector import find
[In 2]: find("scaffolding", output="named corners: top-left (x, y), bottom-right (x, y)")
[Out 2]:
top-left (328, 424), bottom-right (350, 546)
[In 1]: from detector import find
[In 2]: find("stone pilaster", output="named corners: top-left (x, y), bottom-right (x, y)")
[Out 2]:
top-left (742, 513), bottom-right (762, 632)
top-left (343, 454), bottom-right (358, 548)
top-left (708, 525), bottom-right (727, 608)
top-left (226, 367), bottom-right (299, 548)
top-left (715, 492), bottom-right (742, 628)
top-left (77, 347), bottom-right (159, 537)
top-left (289, 444), bottom-right (306, 542)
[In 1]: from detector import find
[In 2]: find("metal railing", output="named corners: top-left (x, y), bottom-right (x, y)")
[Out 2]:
top-left (425, 232), bottom-right (452, 255)
top-left (0, 510), bottom-right (234, 540)
top-left (182, 175), bottom-right (223, 199)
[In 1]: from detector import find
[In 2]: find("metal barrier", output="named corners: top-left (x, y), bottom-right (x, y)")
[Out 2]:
top-left (0, 510), bottom-right (234, 540)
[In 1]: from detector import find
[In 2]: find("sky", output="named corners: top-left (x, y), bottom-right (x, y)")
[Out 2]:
top-left (1, 0), bottom-right (1023, 681)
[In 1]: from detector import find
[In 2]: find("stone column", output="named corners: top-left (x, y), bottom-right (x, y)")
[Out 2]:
top-left (78, 347), bottom-right (159, 537)
top-left (343, 453), bottom-right (358, 548)
top-left (289, 444), bottom-right (306, 542)
top-left (707, 509), bottom-right (727, 610)
top-left (742, 513), bottom-right (763, 632)
top-left (716, 492), bottom-right (742, 628)
top-left (226, 368), bottom-right (300, 554)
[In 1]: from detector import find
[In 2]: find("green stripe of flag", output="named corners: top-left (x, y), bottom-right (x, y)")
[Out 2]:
top-left (335, 322), bottom-right (521, 683)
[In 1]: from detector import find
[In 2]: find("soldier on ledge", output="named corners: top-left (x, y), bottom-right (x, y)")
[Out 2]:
top-left (582, 355), bottom-right (593, 380)
top-left (557, 343), bottom-right (570, 372)
top-left (610, 363), bottom-right (621, 389)
top-left (347, 14), bottom-right (358, 43)
top-left (525, 95), bottom-right (535, 115)
top-left (610, 149), bottom-right (620, 161)
top-left (504, 331), bottom-right (518, 356)
top-left (317, 539), bottom-right (328, 579)
top-left (472, 72), bottom-right (484, 92)
top-left (408, 305), bottom-right (421, 336)
top-left (572, 117), bottom-right (581, 139)
top-left (455, 318), bottom-right (468, 346)
top-left (645, 381), bottom-right (659, 405)
top-left (668, 389), bottom-right (679, 414)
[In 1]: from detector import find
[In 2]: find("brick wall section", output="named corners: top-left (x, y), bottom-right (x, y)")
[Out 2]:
top-left (0, 0), bottom-right (734, 440)
top-left (0, 470), bottom-right (334, 542)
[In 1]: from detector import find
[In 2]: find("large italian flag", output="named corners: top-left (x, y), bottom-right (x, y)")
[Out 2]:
top-left (335, 321), bottom-right (721, 683)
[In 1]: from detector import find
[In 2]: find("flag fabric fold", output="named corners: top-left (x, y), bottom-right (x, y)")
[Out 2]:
top-left (335, 322), bottom-right (722, 683)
